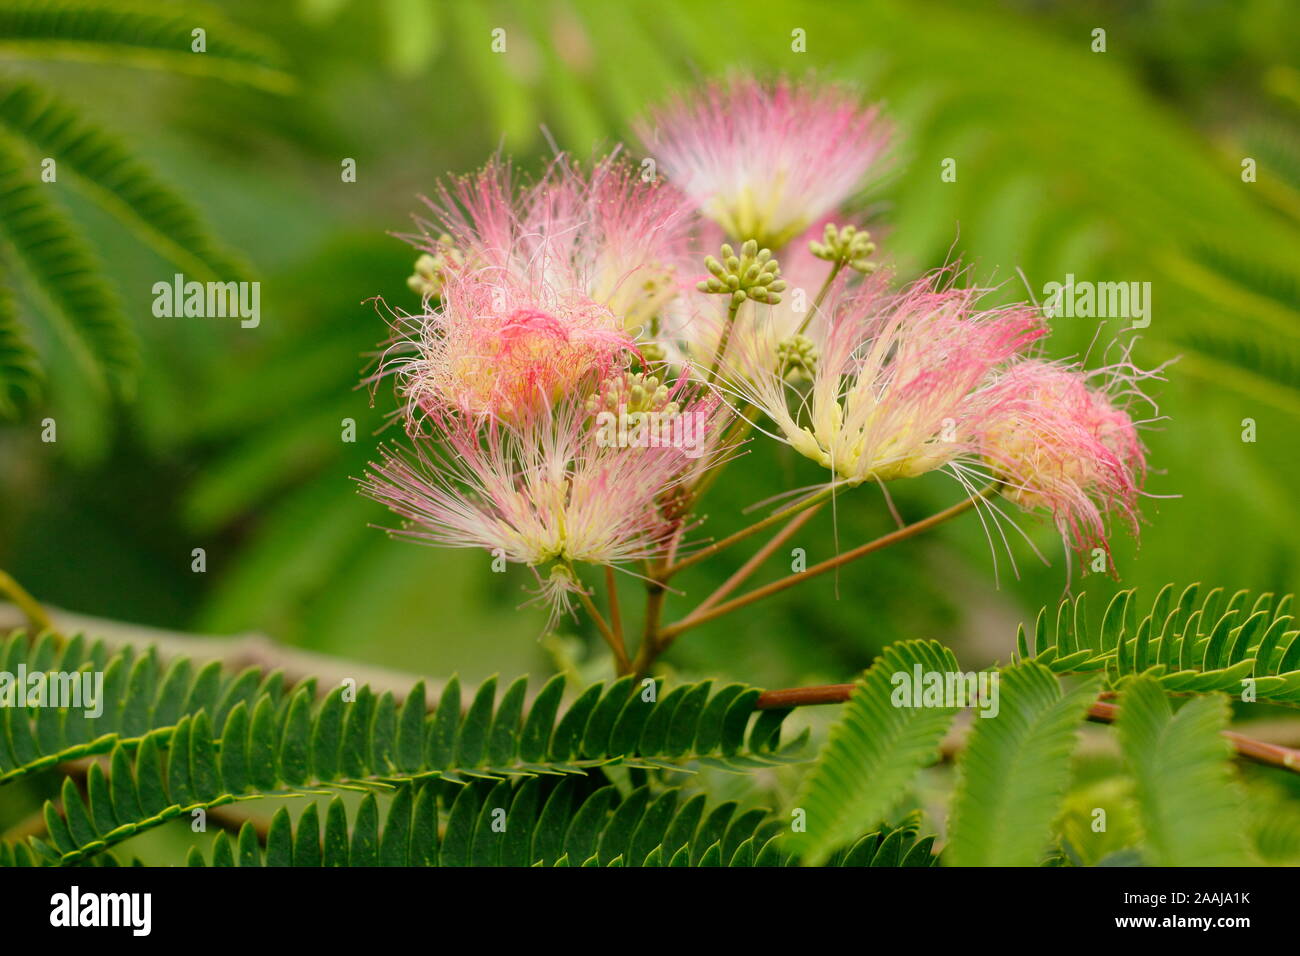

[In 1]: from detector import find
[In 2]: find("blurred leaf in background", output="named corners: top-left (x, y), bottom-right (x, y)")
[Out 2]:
top-left (0, 0), bottom-right (293, 454)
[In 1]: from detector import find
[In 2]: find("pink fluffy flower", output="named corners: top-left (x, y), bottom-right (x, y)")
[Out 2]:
top-left (638, 76), bottom-right (890, 249)
top-left (361, 380), bottom-right (725, 619)
top-left (732, 271), bottom-right (1044, 485)
top-left (387, 268), bottom-right (632, 424)
top-left (409, 154), bottom-right (697, 339)
top-left (979, 359), bottom-right (1147, 559)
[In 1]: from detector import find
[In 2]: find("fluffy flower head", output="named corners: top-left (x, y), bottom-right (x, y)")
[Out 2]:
top-left (390, 270), bottom-right (632, 424)
top-left (638, 76), bottom-right (890, 248)
top-left (410, 155), bottom-right (696, 338)
top-left (980, 359), bottom-right (1147, 556)
top-left (362, 380), bottom-right (726, 615)
top-left (735, 272), bottom-right (1044, 484)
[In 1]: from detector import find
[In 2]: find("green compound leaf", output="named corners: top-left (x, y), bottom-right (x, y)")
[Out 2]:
top-left (0, 636), bottom-right (803, 865)
top-left (1116, 676), bottom-right (1250, 866)
top-left (786, 640), bottom-right (962, 866)
top-left (946, 662), bottom-right (1098, 866)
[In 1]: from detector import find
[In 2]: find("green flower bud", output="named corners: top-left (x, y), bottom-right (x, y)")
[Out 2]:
top-left (407, 235), bottom-right (463, 299)
top-left (776, 333), bottom-right (819, 381)
top-left (695, 239), bottom-right (787, 311)
top-left (810, 223), bottom-right (877, 275)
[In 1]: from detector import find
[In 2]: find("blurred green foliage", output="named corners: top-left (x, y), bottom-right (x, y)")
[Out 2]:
top-left (1, 0), bottom-right (1298, 698)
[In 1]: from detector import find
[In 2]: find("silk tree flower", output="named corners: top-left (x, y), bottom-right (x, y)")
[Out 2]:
top-left (360, 380), bottom-right (726, 619)
top-left (978, 359), bottom-right (1147, 557)
top-left (527, 156), bottom-right (699, 338)
top-left (408, 154), bottom-right (697, 340)
top-left (731, 272), bottom-right (1045, 485)
top-left (383, 268), bottom-right (633, 424)
top-left (637, 76), bottom-right (890, 250)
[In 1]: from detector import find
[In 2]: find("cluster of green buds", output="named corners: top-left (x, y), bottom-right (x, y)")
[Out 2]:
top-left (406, 234), bottom-right (464, 298)
top-left (696, 239), bottom-right (787, 307)
top-left (775, 333), bottom-right (819, 383)
top-left (809, 223), bottom-right (877, 274)
top-left (586, 371), bottom-right (681, 425)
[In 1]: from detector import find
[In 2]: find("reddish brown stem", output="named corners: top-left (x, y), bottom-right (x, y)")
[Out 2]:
top-left (694, 504), bottom-right (823, 616)
top-left (604, 565), bottom-right (623, 649)
top-left (1086, 700), bottom-right (1300, 771)
top-left (754, 684), bottom-right (1300, 774)
top-left (575, 583), bottom-right (630, 675)
top-left (664, 485), bottom-right (834, 579)
top-left (659, 485), bottom-right (996, 646)
top-left (756, 683), bottom-right (855, 709)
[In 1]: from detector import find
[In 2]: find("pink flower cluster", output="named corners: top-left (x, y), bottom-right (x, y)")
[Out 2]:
top-left (364, 158), bottom-right (722, 615)
top-left (363, 73), bottom-right (1159, 621)
top-left (736, 271), bottom-right (1046, 483)
top-left (733, 266), bottom-right (1155, 561)
top-left (980, 359), bottom-right (1149, 559)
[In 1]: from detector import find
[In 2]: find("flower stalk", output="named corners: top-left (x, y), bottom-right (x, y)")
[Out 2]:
top-left (655, 482), bottom-right (1001, 650)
